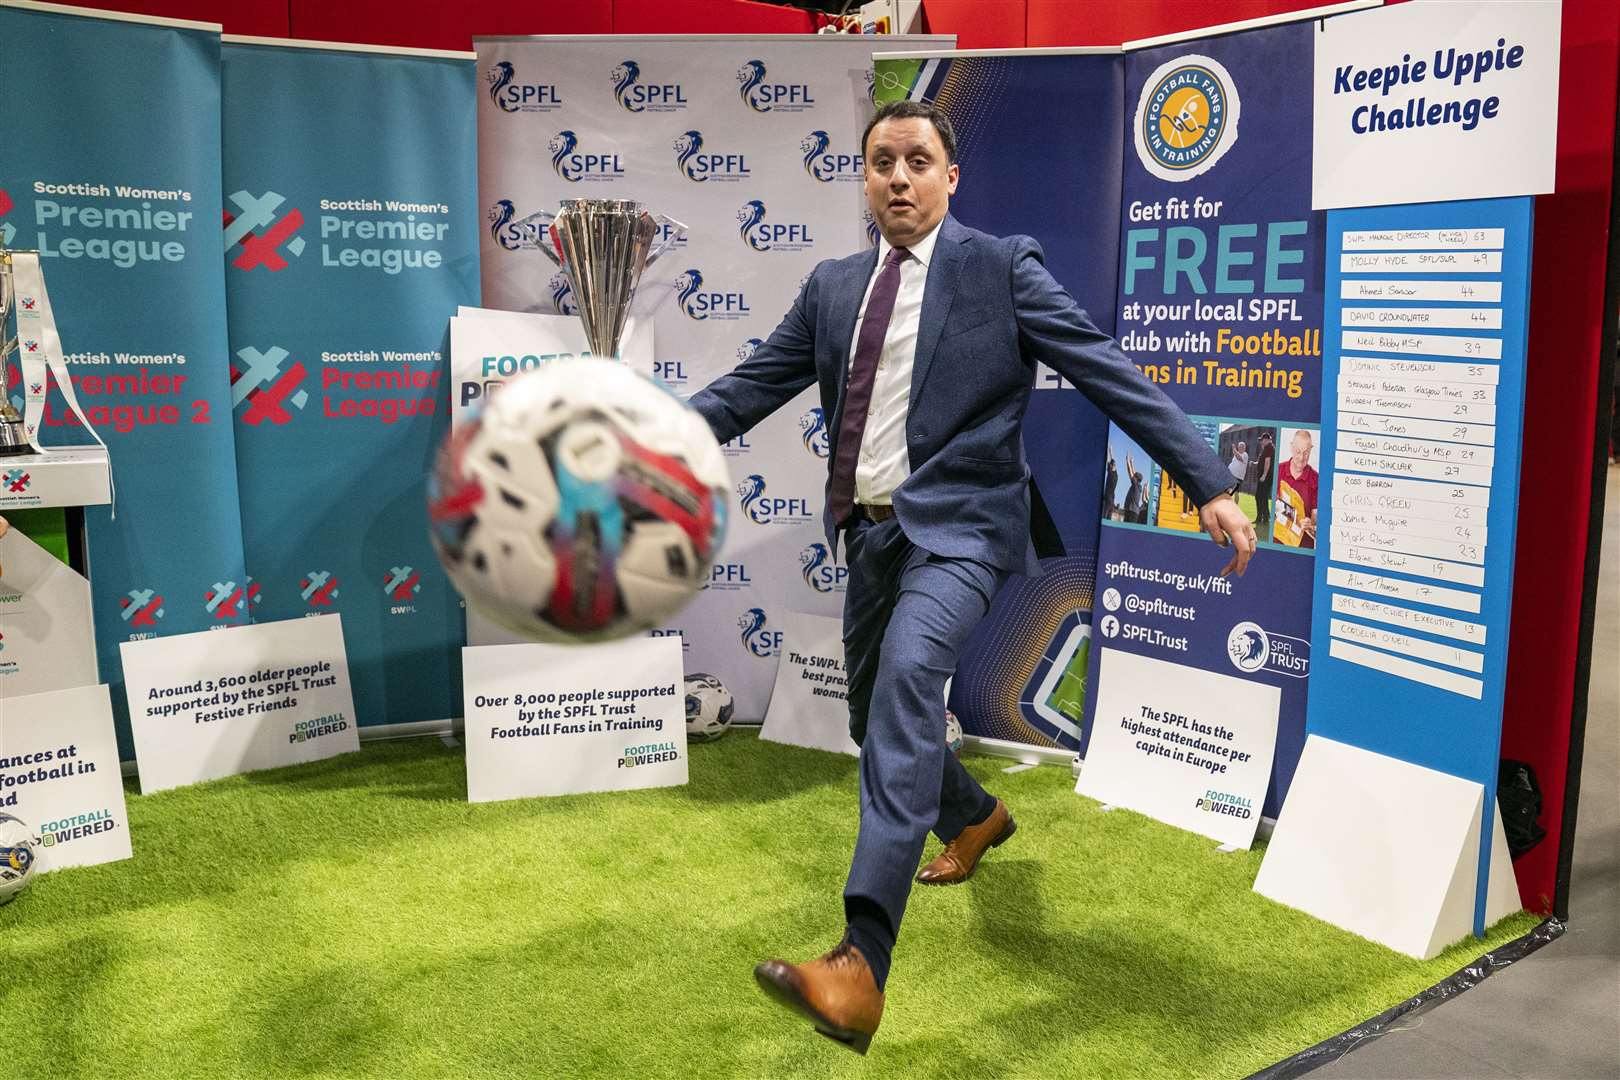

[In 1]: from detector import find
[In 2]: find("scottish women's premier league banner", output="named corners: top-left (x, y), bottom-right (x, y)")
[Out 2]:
top-left (222, 39), bottom-right (479, 730)
top-left (1086, 22), bottom-right (1325, 815)
top-left (875, 51), bottom-right (1125, 752)
top-left (475, 34), bottom-right (947, 721)
top-left (0, 3), bottom-right (249, 757)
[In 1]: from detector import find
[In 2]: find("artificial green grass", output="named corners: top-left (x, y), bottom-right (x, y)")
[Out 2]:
top-left (0, 732), bottom-right (1537, 1079)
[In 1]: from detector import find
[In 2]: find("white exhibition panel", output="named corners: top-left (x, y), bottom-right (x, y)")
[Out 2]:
top-left (0, 526), bottom-right (97, 699)
top-left (462, 635), bottom-right (686, 802)
top-left (121, 614), bottom-right (359, 793)
top-left (1313, 0), bottom-right (1561, 209)
top-left (0, 683), bottom-right (132, 872)
top-left (1077, 648), bottom-right (1278, 849)
top-left (1254, 734), bottom-right (1519, 960)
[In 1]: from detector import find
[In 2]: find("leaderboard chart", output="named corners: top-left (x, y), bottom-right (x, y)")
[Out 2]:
top-left (1308, 196), bottom-right (1533, 933)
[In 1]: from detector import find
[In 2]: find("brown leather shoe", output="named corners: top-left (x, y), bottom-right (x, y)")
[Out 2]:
top-left (916, 798), bottom-right (1016, 885)
top-left (754, 938), bottom-right (884, 1055)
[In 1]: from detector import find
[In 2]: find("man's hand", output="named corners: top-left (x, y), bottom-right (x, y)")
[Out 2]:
top-left (1199, 494), bottom-right (1256, 578)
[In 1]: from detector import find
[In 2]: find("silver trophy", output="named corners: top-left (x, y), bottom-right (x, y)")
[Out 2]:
top-left (510, 199), bottom-right (686, 357)
top-left (0, 242), bottom-right (32, 456)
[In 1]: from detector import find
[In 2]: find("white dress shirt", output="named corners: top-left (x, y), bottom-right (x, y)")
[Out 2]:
top-left (848, 220), bottom-right (941, 505)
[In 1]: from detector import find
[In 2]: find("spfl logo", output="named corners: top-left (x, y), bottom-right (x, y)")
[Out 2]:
top-left (300, 570), bottom-right (339, 608)
top-left (119, 588), bottom-right (165, 628)
top-left (673, 130), bottom-right (751, 183)
top-left (737, 200), bottom-right (814, 252)
top-left (737, 59), bottom-right (815, 113)
top-left (736, 473), bottom-right (813, 526)
top-left (548, 272), bottom-right (579, 316)
top-left (1227, 621), bottom-right (1269, 673)
top-left (612, 60), bottom-right (687, 113)
top-left (737, 338), bottom-right (763, 364)
top-left (487, 61), bottom-right (561, 113)
top-left (799, 543), bottom-right (847, 594)
top-left (1134, 54), bottom-right (1240, 182)
top-left (231, 345), bottom-right (309, 426)
top-left (550, 130), bottom-right (625, 183)
top-left (223, 190), bottom-right (305, 271)
top-left (738, 607), bottom-right (783, 658)
top-left (862, 208), bottom-right (880, 247)
top-left (675, 268), bottom-right (750, 321)
top-left (488, 200), bottom-right (533, 251)
top-left (2, 468), bottom-right (29, 494)
top-left (705, 561), bottom-right (752, 592)
top-left (798, 407), bottom-right (829, 458)
top-left (801, 131), bottom-right (863, 182)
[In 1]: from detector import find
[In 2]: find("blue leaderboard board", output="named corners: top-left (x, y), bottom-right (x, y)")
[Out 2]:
top-left (1309, 197), bottom-right (1532, 935)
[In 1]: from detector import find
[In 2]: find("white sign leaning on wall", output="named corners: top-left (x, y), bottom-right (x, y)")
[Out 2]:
top-left (121, 614), bottom-right (359, 794)
top-left (463, 635), bottom-right (686, 803)
top-left (0, 684), bottom-right (132, 872)
top-left (1313, 0), bottom-right (1561, 209)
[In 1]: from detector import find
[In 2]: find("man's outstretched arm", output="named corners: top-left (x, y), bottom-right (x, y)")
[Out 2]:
top-left (687, 271), bottom-right (820, 444)
top-left (1009, 237), bottom-right (1256, 575)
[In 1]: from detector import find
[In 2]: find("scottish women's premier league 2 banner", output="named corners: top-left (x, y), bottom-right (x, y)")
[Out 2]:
top-left (222, 40), bottom-right (479, 730)
top-left (1086, 22), bottom-right (1325, 815)
top-left (876, 51), bottom-right (1125, 752)
top-left (0, 4), bottom-right (249, 757)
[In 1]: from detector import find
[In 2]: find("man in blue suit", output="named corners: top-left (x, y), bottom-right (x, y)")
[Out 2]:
top-left (689, 100), bottom-right (1254, 1054)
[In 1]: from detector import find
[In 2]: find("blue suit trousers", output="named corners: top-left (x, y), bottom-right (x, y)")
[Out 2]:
top-left (840, 515), bottom-right (1009, 939)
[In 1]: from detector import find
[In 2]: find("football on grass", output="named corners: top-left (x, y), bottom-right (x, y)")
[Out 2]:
top-left (0, 813), bottom-right (40, 906)
top-left (685, 673), bottom-right (735, 742)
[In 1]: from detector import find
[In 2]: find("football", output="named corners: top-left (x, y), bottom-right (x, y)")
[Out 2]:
top-left (0, 813), bottom-right (40, 907)
top-left (428, 359), bottom-right (728, 642)
top-left (685, 672), bottom-right (735, 742)
top-left (945, 709), bottom-right (963, 757)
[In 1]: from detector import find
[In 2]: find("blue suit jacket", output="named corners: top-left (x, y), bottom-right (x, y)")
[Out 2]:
top-left (689, 215), bottom-right (1234, 575)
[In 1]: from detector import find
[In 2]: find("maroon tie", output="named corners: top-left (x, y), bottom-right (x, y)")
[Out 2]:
top-left (829, 245), bottom-right (909, 526)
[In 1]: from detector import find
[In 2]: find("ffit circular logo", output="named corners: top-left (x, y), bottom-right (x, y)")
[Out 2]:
top-left (1134, 54), bottom-right (1240, 182)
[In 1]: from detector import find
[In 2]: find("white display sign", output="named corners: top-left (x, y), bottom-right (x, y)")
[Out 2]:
top-left (0, 526), bottom-right (97, 699)
top-left (449, 308), bottom-right (655, 648)
top-left (0, 684), bottom-right (132, 872)
top-left (1254, 735), bottom-right (1520, 959)
top-left (759, 611), bottom-right (859, 757)
top-left (1077, 648), bottom-right (1278, 848)
top-left (1313, 0), bottom-right (1561, 209)
top-left (121, 614), bottom-right (359, 794)
top-left (463, 636), bottom-right (686, 803)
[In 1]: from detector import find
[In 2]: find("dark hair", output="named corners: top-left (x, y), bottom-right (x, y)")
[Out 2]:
top-left (861, 99), bottom-right (957, 165)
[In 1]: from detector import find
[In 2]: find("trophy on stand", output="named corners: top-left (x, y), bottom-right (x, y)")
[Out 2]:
top-left (510, 198), bottom-right (687, 358)
top-left (0, 242), bottom-right (33, 456)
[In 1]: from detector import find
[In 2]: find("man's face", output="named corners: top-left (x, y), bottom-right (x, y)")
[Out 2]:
top-left (863, 117), bottom-right (958, 248)
top-left (1291, 431), bottom-right (1313, 463)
